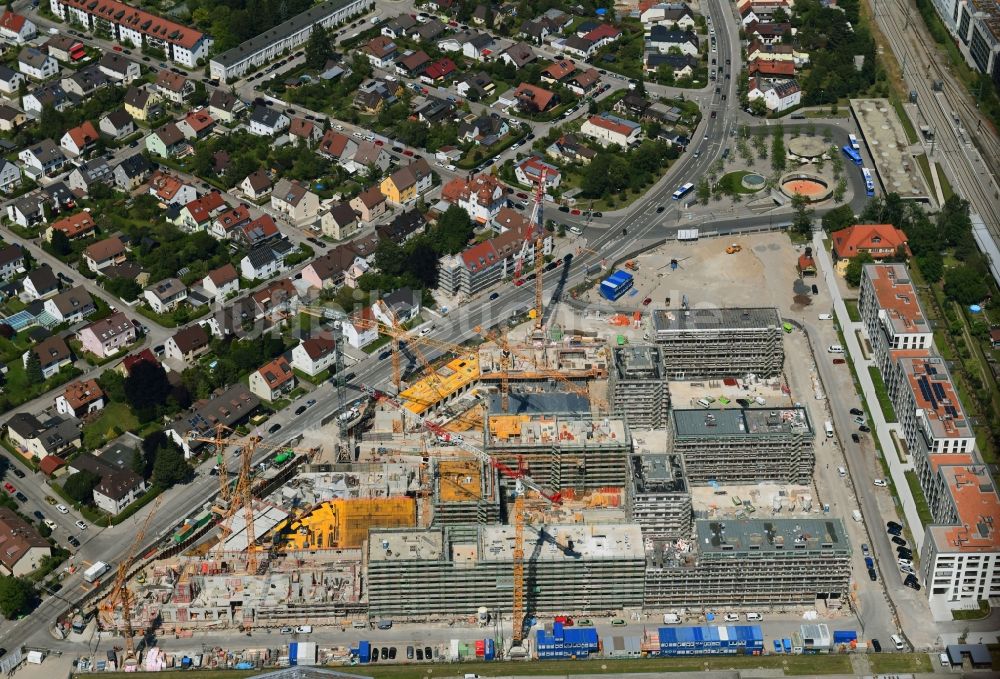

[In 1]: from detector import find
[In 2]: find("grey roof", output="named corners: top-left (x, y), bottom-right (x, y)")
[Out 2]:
top-left (212, 0), bottom-right (366, 68)
top-left (648, 26), bottom-right (698, 45)
top-left (651, 307), bottom-right (782, 332)
top-left (65, 64), bottom-right (110, 92)
top-left (116, 153), bottom-right (152, 179)
top-left (696, 518), bottom-right (849, 554)
top-left (251, 105), bottom-right (285, 128)
top-left (25, 263), bottom-right (58, 292)
top-left (6, 412), bottom-right (42, 438)
top-left (486, 391), bottom-right (589, 414)
top-left (18, 47), bottom-right (52, 69)
top-left (209, 88), bottom-right (241, 112)
top-left (0, 65), bottom-right (19, 81)
top-left (0, 243), bottom-right (24, 267)
top-left (48, 285), bottom-right (94, 316)
top-left (245, 244), bottom-right (280, 269)
top-left (71, 158), bottom-right (112, 184)
top-left (672, 407), bottom-right (812, 438)
top-left (171, 383), bottom-right (260, 444)
top-left (102, 108), bottom-right (134, 130)
top-left (98, 52), bottom-right (136, 74)
top-left (325, 202), bottom-right (356, 226)
top-left (27, 82), bottom-right (72, 108)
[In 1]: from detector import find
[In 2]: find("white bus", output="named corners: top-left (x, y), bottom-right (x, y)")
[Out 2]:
top-left (672, 182), bottom-right (695, 200)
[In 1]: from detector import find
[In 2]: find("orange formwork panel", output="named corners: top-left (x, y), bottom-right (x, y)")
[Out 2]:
top-left (281, 498), bottom-right (416, 550)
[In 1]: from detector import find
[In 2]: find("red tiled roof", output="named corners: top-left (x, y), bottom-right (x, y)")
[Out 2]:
top-left (583, 23), bottom-right (621, 42)
top-left (0, 10), bottom-right (28, 33)
top-left (832, 224), bottom-right (911, 259)
top-left (256, 355), bottom-right (294, 388)
top-left (62, 378), bottom-right (104, 410)
top-left (184, 191), bottom-right (225, 224)
top-left (183, 109), bottom-right (214, 133)
top-left (460, 240), bottom-right (499, 273)
top-left (39, 455), bottom-right (65, 476)
top-left (57, 0), bottom-right (205, 49)
top-left (207, 263), bottom-right (238, 287)
top-left (514, 82), bottom-right (556, 110)
top-left (543, 59), bottom-right (576, 81)
top-left (122, 348), bottom-right (157, 375)
top-left (424, 57), bottom-right (457, 79)
top-left (748, 58), bottom-right (795, 76)
top-left (66, 121), bottom-right (99, 150)
top-left (50, 211), bottom-right (95, 238)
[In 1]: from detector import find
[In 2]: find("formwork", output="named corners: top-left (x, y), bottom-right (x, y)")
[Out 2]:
top-left (281, 497), bottom-right (416, 550)
top-left (400, 355), bottom-right (480, 415)
top-left (432, 459), bottom-right (500, 525)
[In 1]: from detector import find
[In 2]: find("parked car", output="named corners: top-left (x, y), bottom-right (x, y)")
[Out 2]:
top-left (12, 468), bottom-right (24, 479)
top-left (859, 425), bottom-right (871, 432)
top-left (280, 627), bottom-right (293, 634)
top-left (870, 639), bottom-right (881, 652)
top-left (295, 405), bottom-right (307, 415)
top-left (68, 536), bottom-right (80, 547)
top-left (887, 521), bottom-right (903, 531)
top-left (851, 433), bottom-right (860, 443)
top-left (868, 567), bottom-right (878, 581)
top-left (14, 492), bottom-right (26, 503)
top-left (873, 479), bottom-right (888, 487)
top-left (268, 423), bottom-right (282, 434)
top-left (892, 535), bottom-right (907, 546)
top-left (56, 504), bottom-right (69, 514)
top-left (723, 613), bottom-right (740, 622)
top-left (850, 408), bottom-right (864, 416)
top-left (489, 292), bottom-right (500, 300)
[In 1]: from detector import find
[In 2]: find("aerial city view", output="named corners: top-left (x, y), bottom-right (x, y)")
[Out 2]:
top-left (0, 0), bottom-right (996, 674)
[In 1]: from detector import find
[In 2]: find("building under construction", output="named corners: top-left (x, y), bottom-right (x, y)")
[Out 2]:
top-left (365, 524), bottom-right (646, 619)
top-left (431, 459), bottom-right (501, 525)
top-left (650, 307), bottom-right (784, 379)
top-left (644, 518), bottom-right (851, 608)
top-left (278, 498), bottom-right (416, 551)
top-left (478, 337), bottom-right (609, 385)
top-left (626, 454), bottom-right (691, 538)
top-left (608, 345), bottom-right (670, 428)
top-left (670, 408), bottom-right (814, 484)
top-left (484, 413), bottom-right (631, 491)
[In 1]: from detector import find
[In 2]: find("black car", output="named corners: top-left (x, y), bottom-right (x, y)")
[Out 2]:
top-left (897, 549), bottom-right (913, 560)
top-left (379, 350), bottom-right (392, 360)
top-left (489, 292), bottom-right (500, 300)
top-left (295, 405), bottom-right (307, 415)
top-left (416, 649), bottom-right (423, 660)
top-left (851, 433), bottom-right (860, 443)
top-left (903, 576), bottom-right (921, 591)
top-left (425, 646), bottom-right (432, 658)
top-left (887, 521), bottom-right (902, 531)
top-left (380, 647), bottom-right (388, 660)
top-left (15, 492), bottom-right (26, 503)
top-left (268, 423), bottom-right (282, 434)
top-left (870, 639), bottom-right (881, 653)
top-left (341, 372), bottom-right (356, 382)
top-left (850, 407), bottom-right (864, 416)
top-left (888, 526), bottom-right (903, 537)
top-left (33, 511), bottom-right (44, 521)
top-left (12, 468), bottom-right (24, 479)
top-left (406, 646), bottom-right (414, 659)
top-left (859, 424), bottom-right (871, 433)
top-left (68, 536), bottom-right (80, 547)
top-left (811, 284), bottom-right (819, 294)
top-left (370, 648), bottom-right (378, 662)
top-left (558, 205), bottom-right (570, 213)
top-left (656, 206), bottom-right (666, 213)
top-left (891, 535), bottom-right (907, 546)
top-left (867, 567), bottom-right (877, 581)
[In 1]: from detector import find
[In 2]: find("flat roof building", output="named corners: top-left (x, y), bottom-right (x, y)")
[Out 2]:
top-left (644, 519), bottom-right (851, 608)
top-left (609, 345), bottom-right (670, 428)
top-left (485, 413), bottom-right (631, 490)
top-left (367, 524), bottom-right (646, 618)
top-left (670, 407), bottom-right (814, 484)
top-left (860, 264), bottom-right (933, 374)
top-left (650, 307), bottom-right (784, 378)
top-left (627, 454), bottom-right (691, 538)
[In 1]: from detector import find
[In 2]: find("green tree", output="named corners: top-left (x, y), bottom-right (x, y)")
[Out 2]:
top-left (943, 266), bottom-right (988, 305)
top-left (103, 276), bottom-right (142, 302)
top-left (0, 576), bottom-right (36, 618)
top-left (697, 177), bottom-right (710, 205)
top-left (305, 23), bottom-right (331, 70)
top-left (49, 229), bottom-right (72, 256)
top-left (63, 470), bottom-right (101, 504)
top-left (844, 252), bottom-right (874, 287)
top-left (435, 205), bottom-right (475, 255)
top-left (124, 360), bottom-right (172, 420)
top-left (917, 251), bottom-right (943, 283)
top-left (821, 204), bottom-right (855, 233)
top-left (151, 440), bottom-right (191, 488)
top-left (97, 369), bottom-right (126, 403)
top-left (25, 350), bottom-right (43, 383)
top-left (771, 126), bottom-right (786, 173)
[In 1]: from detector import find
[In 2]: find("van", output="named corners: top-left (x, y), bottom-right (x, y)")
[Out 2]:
top-left (745, 612), bottom-right (763, 621)
top-left (825, 421), bottom-right (834, 438)
top-left (377, 620), bottom-right (392, 630)
top-left (353, 620), bottom-right (367, 629)
top-left (828, 344), bottom-right (845, 353)
top-left (938, 652), bottom-right (950, 667)
top-left (663, 613), bottom-right (681, 624)
top-left (890, 634), bottom-right (905, 650)
top-left (568, 225), bottom-right (582, 235)
top-left (697, 398), bottom-right (712, 408)
top-left (837, 466), bottom-right (847, 477)
top-left (818, 313), bottom-right (833, 320)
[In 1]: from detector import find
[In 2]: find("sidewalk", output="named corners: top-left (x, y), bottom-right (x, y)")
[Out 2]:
top-left (812, 231), bottom-right (925, 553)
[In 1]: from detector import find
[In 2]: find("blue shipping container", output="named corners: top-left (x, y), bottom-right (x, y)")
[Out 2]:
top-left (289, 643), bottom-right (297, 666)
top-left (356, 641), bottom-right (370, 664)
top-left (484, 638), bottom-right (495, 661)
top-left (600, 270), bottom-right (634, 301)
top-left (832, 630), bottom-right (858, 644)
top-left (657, 626), bottom-right (763, 657)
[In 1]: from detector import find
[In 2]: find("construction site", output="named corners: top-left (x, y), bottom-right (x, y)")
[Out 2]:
top-left (84, 205), bottom-right (859, 664)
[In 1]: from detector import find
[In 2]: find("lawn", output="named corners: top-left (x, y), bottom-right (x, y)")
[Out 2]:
top-left (935, 162), bottom-right (954, 200)
top-left (85, 654), bottom-right (855, 679)
top-left (867, 366), bottom-right (897, 422)
top-left (868, 653), bottom-right (933, 673)
top-left (952, 599), bottom-right (990, 620)
top-left (905, 470), bottom-right (933, 529)
top-left (82, 402), bottom-right (139, 449)
top-left (716, 170), bottom-right (758, 194)
top-left (844, 299), bottom-right (861, 322)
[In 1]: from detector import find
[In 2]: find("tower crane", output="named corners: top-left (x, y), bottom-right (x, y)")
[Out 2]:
top-left (513, 168), bottom-right (548, 332)
top-left (360, 384), bottom-right (560, 649)
top-left (98, 495), bottom-right (163, 664)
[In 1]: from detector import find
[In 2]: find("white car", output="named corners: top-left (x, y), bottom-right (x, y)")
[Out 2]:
top-left (873, 479), bottom-right (888, 487)
top-left (43, 519), bottom-right (58, 530)
top-left (723, 613), bottom-right (740, 622)
top-left (56, 504), bottom-right (69, 514)
top-left (818, 313), bottom-right (833, 320)
top-left (75, 520), bottom-right (88, 530)
top-left (296, 625), bottom-right (313, 634)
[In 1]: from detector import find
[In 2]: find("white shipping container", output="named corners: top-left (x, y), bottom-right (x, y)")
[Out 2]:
top-left (677, 228), bottom-right (700, 241)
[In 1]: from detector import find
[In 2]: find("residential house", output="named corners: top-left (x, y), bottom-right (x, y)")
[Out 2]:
top-left (144, 277), bottom-right (188, 313)
top-left (412, 18), bottom-right (446, 42)
top-left (832, 224), bottom-right (911, 260)
top-left (22, 264), bottom-right (58, 300)
top-left (0, 104), bottom-right (26, 133)
top-left (350, 186), bottom-right (387, 224)
top-left (123, 86), bottom-right (157, 121)
top-left (166, 383), bottom-right (260, 458)
top-left (21, 82), bottom-right (75, 114)
top-left (0, 10), bottom-right (37, 44)
top-left (78, 311), bottom-right (136, 358)
top-left (376, 210), bottom-right (426, 244)
top-left (379, 158), bottom-right (432, 206)
top-left (236, 214), bottom-right (280, 249)
top-left (342, 307), bottom-right (378, 348)
top-left (7, 194), bottom-right (48, 228)
top-left (420, 57), bottom-right (457, 83)
top-left (202, 263), bottom-right (239, 301)
top-left (371, 287), bottom-right (421, 325)
top-left (288, 117), bottom-right (322, 145)
top-left (55, 379), bottom-right (104, 417)
top-left (82, 236), bottom-right (127, 272)
top-left (67, 158), bottom-right (113, 195)
top-left (0, 65), bottom-right (22, 95)
top-left (442, 174), bottom-right (506, 224)
top-left (346, 142), bottom-right (390, 175)
top-left (396, 50), bottom-right (431, 77)
top-left (97, 109), bottom-right (134, 141)
top-left (241, 170), bottom-right (272, 200)
top-left (97, 52), bottom-right (140, 83)
top-left (59, 65), bottom-right (110, 98)
top-left (501, 42), bottom-right (537, 68)
top-left (0, 159), bottom-right (22, 194)
top-left (301, 245), bottom-right (359, 289)
top-left (271, 178), bottom-right (320, 224)
top-left (546, 133), bottom-right (597, 165)
top-left (645, 52), bottom-right (698, 76)
top-left (647, 26), bottom-right (698, 55)
top-left (515, 155), bottom-right (561, 189)
top-left (208, 88), bottom-right (245, 124)
top-left (437, 219), bottom-right (551, 295)
top-left (240, 240), bottom-right (294, 280)
top-left (93, 467), bottom-right (146, 515)
top-left (165, 324), bottom-right (210, 364)
top-left (250, 278), bottom-right (298, 321)
top-left (581, 113), bottom-right (642, 147)
top-left (248, 106), bottom-right (289, 137)
top-left (60, 120), bottom-right (100, 156)
top-left (567, 68), bottom-right (601, 96)
top-left (18, 47), bottom-right (58, 80)
top-left (541, 59), bottom-right (576, 85)
top-left (414, 96), bottom-right (455, 123)
top-left (18, 139), bottom-right (67, 177)
top-left (43, 34), bottom-right (83, 62)
top-left (0, 244), bottom-right (24, 281)
top-left (748, 57), bottom-right (795, 77)
top-left (147, 170), bottom-right (197, 206)
top-left (0, 507), bottom-right (50, 577)
top-left (45, 211), bottom-right (95, 243)
top-left (438, 30), bottom-right (494, 61)
top-left (459, 112), bottom-right (508, 144)
top-left (291, 335), bottom-right (337, 377)
top-left (175, 191), bottom-right (227, 232)
top-left (113, 153), bottom-right (152, 190)
top-left (382, 13), bottom-right (417, 39)
top-left (317, 130), bottom-right (357, 163)
top-left (353, 79), bottom-right (399, 113)
top-left (22, 335), bottom-right (72, 379)
top-left (747, 41), bottom-right (808, 66)
top-left (746, 20), bottom-right (791, 45)
top-left (640, 2), bottom-right (695, 28)
top-left (209, 204), bottom-right (252, 240)
top-left (43, 285), bottom-right (95, 323)
top-left (364, 36), bottom-right (398, 69)
top-left (248, 356), bottom-right (295, 401)
top-left (176, 110), bottom-right (215, 140)
top-left (513, 82), bottom-right (557, 113)
top-left (456, 71), bottom-right (495, 100)
top-left (155, 70), bottom-right (194, 103)
top-left (747, 77), bottom-right (801, 112)
top-left (145, 122), bottom-right (187, 157)
top-left (319, 203), bottom-right (359, 240)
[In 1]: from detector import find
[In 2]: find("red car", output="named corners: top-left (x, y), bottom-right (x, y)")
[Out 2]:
top-left (833, 358), bottom-right (846, 365)
top-left (554, 616), bottom-right (574, 626)
top-left (642, 297), bottom-right (652, 305)
top-left (374, 140), bottom-right (384, 146)
top-left (403, 149), bottom-right (414, 157)
top-left (3, 483), bottom-right (15, 494)
top-left (113, 45), bottom-right (123, 52)
top-left (570, 209), bottom-right (581, 215)
top-left (514, 279), bottom-right (525, 287)
top-left (516, 192), bottom-right (528, 199)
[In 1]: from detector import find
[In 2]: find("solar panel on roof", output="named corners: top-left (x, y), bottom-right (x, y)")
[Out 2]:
top-left (932, 382), bottom-right (946, 400)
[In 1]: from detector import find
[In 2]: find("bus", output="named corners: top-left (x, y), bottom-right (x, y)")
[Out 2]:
top-left (672, 182), bottom-right (695, 200)
top-left (842, 145), bottom-right (862, 166)
top-left (848, 134), bottom-right (860, 150)
top-left (861, 167), bottom-right (876, 197)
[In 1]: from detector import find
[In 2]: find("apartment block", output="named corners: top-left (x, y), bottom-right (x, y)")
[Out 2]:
top-left (669, 407), bottom-right (814, 484)
top-left (644, 519), bottom-right (851, 608)
top-left (366, 524), bottom-right (646, 619)
top-left (484, 413), bottom-right (631, 491)
top-left (608, 345), bottom-right (670, 429)
top-left (650, 307), bottom-right (784, 378)
top-left (431, 459), bottom-right (501, 526)
top-left (859, 264), bottom-right (933, 374)
top-left (627, 454), bottom-right (691, 538)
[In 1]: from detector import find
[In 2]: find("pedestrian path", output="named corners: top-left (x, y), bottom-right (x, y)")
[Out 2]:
top-left (813, 231), bottom-right (926, 553)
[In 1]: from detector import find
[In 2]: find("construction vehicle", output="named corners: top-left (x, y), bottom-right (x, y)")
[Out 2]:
top-left (726, 244), bottom-right (742, 254)
top-left (98, 495), bottom-right (163, 666)
top-left (624, 260), bottom-right (639, 271)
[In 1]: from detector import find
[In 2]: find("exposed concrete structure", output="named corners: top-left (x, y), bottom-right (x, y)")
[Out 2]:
top-left (431, 459), bottom-right (501, 525)
top-left (608, 345), bottom-right (670, 429)
top-left (626, 454), bottom-right (691, 538)
top-left (669, 407), bottom-right (814, 484)
top-left (650, 307), bottom-right (784, 378)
